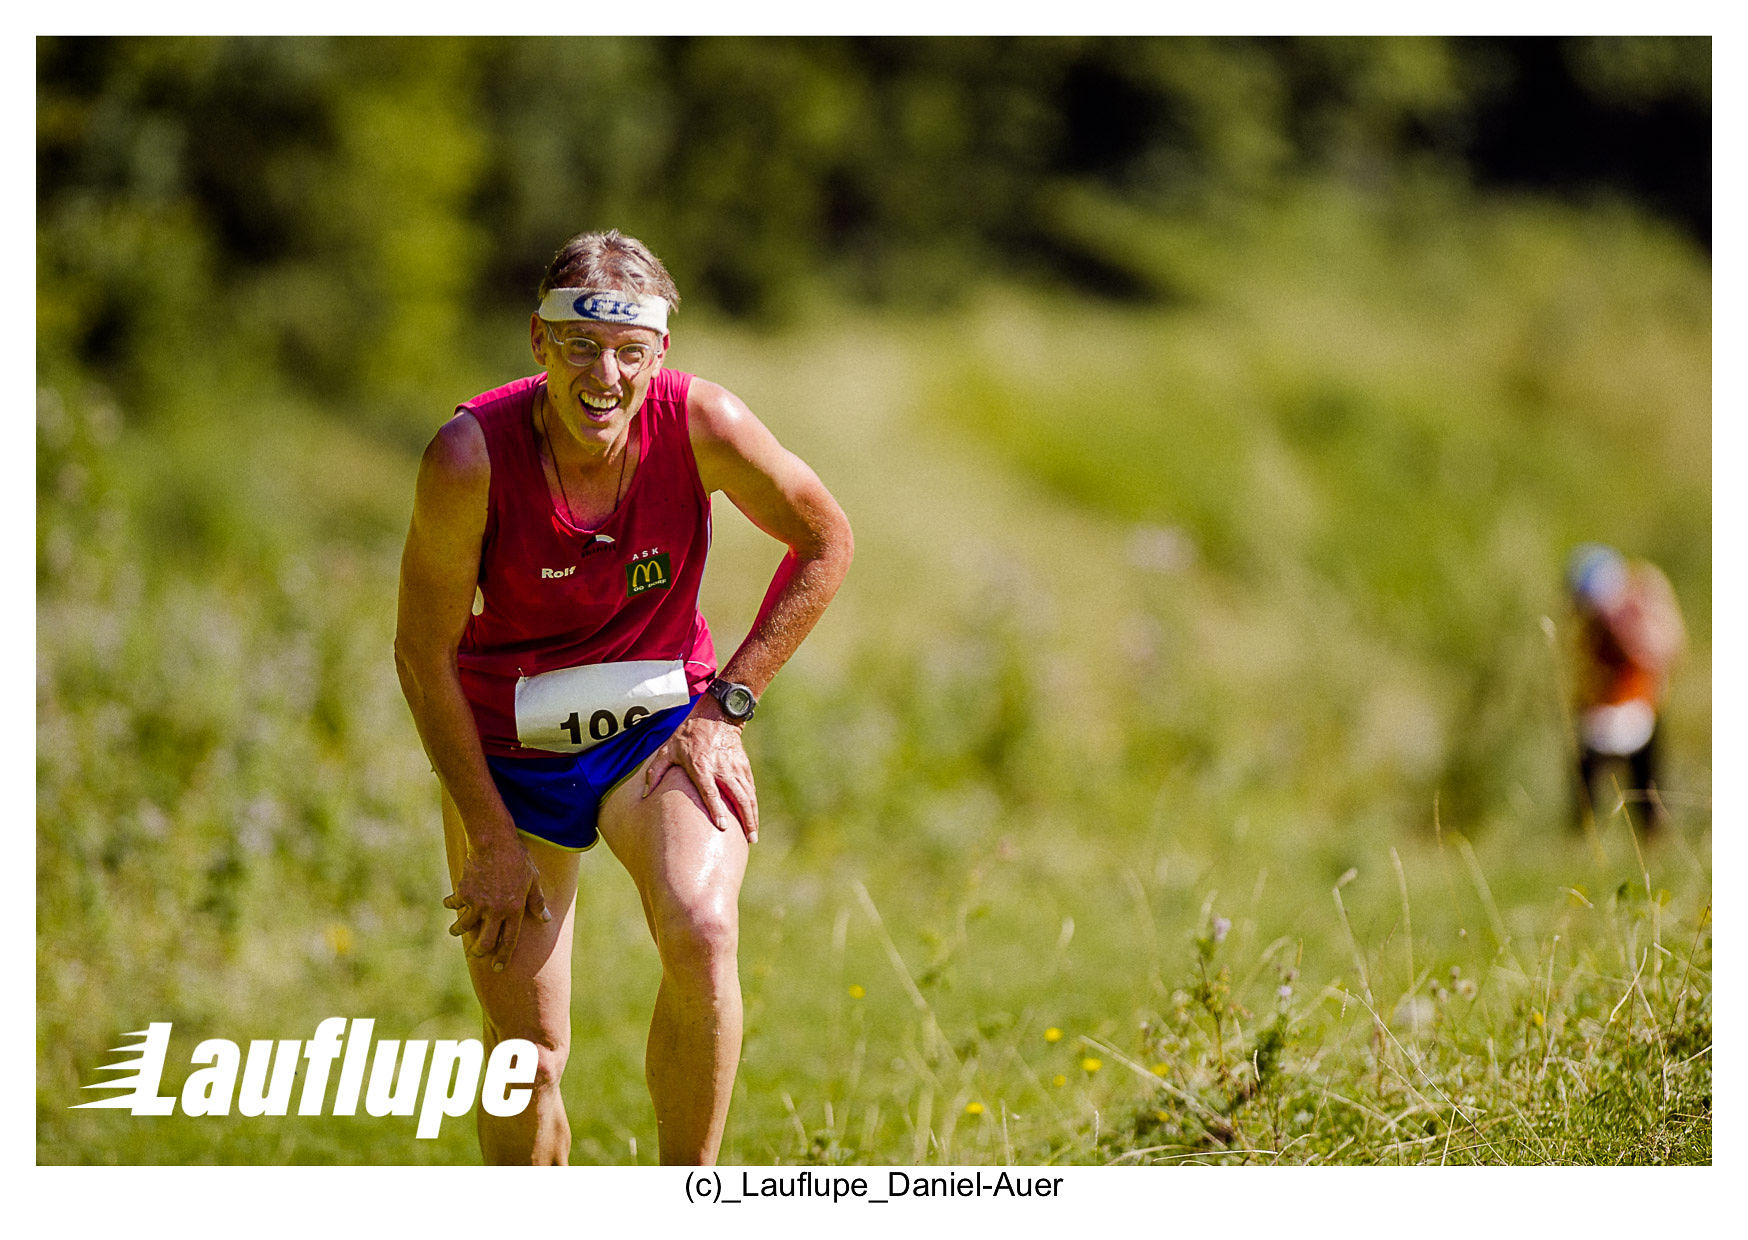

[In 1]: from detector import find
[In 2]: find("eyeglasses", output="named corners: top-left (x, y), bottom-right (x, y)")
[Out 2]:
top-left (543, 324), bottom-right (657, 373)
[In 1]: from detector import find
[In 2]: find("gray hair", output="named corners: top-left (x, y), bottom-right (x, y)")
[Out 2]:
top-left (538, 229), bottom-right (681, 314)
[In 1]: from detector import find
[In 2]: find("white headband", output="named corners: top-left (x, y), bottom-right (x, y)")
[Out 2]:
top-left (538, 287), bottom-right (670, 333)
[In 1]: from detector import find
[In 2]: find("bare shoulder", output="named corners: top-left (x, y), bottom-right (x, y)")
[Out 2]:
top-left (399, 411), bottom-right (490, 635)
top-left (681, 374), bottom-right (849, 560)
top-left (685, 376), bottom-right (787, 492)
top-left (685, 377), bottom-right (762, 448)
top-left (422, 410), bottom-right (490, 486)
top-left (409, 410), bottom-right (491, 540)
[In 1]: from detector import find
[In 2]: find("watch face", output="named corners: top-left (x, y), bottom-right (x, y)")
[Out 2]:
top-left (725, 687), bottom-right (755, 717)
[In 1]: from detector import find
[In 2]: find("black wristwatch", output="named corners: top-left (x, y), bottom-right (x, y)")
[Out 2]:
top-left (705, 676), bottom-right (758, 723)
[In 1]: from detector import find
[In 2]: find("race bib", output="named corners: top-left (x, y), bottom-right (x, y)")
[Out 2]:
top-left (513, 660), bottom-right (689, 754)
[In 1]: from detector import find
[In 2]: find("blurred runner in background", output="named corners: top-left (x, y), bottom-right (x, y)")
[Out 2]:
top-left (1566, 544), bottom-right (1685, 833)
top-left (395, 230), bottom-right (853, 1164)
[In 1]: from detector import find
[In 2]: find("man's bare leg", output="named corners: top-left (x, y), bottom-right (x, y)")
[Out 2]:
top-left (441, 790), bottom-right (581, 1164)
top-left (598, 763), bottom-right (749, 1164)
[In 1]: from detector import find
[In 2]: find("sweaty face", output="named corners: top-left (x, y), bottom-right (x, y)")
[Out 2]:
top-left (530, 314), bottom-right (667, 450)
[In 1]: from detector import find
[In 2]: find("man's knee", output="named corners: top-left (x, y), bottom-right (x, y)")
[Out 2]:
top-left (484, 1023), bottom-right (569, 1090)
top-left (656, 895), bottom-right (739, 979)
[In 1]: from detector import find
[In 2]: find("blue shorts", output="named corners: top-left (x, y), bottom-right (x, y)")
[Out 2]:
top-left (485, 696), bottom-right (699, 852)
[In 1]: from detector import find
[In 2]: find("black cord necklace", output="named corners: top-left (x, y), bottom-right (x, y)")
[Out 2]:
top-left (539, 388), bottom-right (631, 532)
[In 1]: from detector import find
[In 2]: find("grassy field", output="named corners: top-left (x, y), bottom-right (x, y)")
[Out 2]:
top-left (36, 189), bottom-right (1709, 1165)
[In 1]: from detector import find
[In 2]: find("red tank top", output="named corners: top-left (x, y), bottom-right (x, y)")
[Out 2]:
top-left (456, 369), bottom-right (716, 756)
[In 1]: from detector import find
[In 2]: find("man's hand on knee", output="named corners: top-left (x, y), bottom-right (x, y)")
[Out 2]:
top-left (445, 837), bottom-right (552, 972)
top-left (642, 710), bottom-right (760, 843)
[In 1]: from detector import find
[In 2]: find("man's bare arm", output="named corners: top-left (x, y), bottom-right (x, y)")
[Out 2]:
top-left (637, 379), bottom-right (854, 840)
top-left (394, 415), bottom-right (548, 969)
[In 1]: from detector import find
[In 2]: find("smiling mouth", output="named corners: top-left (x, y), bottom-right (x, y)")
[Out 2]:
top-left (579, 392), bottom-right (620, 415)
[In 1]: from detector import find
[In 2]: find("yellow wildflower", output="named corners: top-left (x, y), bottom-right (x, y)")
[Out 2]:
top-left (325, 923), bottom-right (352, 957)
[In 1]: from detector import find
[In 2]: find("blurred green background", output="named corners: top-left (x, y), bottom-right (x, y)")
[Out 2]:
top-left (37, 36), bottom-right (1710, 1164)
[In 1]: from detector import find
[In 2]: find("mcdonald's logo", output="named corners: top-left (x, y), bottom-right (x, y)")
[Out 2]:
top-left (625, 552), bottom-right (672, 598)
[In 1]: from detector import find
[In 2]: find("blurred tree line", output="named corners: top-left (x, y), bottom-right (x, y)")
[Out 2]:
top-left (37, 36), bottom-right (1708, 423)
